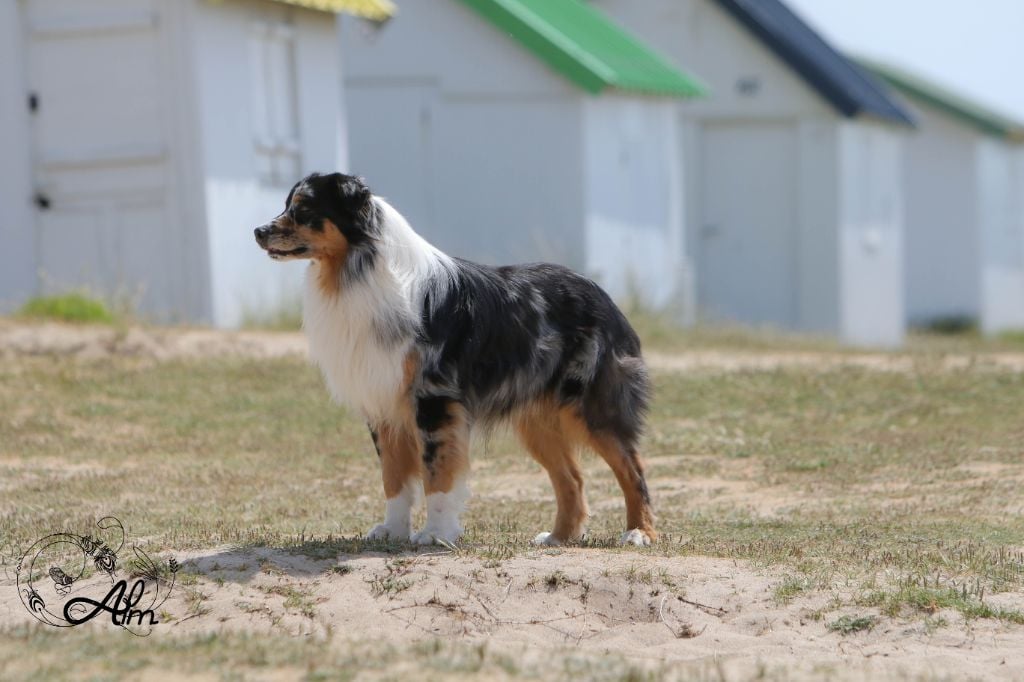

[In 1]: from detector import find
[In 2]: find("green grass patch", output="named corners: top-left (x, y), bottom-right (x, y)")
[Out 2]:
top-left (18, 293), bottom-right (115, 324)
top-left (998, 329), bottom-right (1024, 346)
top-left (859, 586), bottom-right (1024, 624)
top-left (773, 575), bottom-right (813, 604)
top-left (827, 615), bottom-right (877, 635)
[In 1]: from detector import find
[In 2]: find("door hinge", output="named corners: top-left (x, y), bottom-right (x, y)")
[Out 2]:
top-left (28, 92), bottom-right (39, 113)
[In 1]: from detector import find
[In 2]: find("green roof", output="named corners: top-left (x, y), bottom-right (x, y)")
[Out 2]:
top-left (456, 0), bottom-right (706, 97)
top-left (856, 57), bottom-right (1024, 142)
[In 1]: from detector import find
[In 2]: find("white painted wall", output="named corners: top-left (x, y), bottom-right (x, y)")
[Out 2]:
top-left (978, 140), bottom-right (1024, 334)
top-left (583, 96), bottom-right (688, 314)
top-left (901, 103), bottom-right (981, 324)
top-left (837, 121), bottom-right (905, 347)
top-left (0, 0), bottom-right (36, 313)
top-left (192, 0), bottom-right (345, 327)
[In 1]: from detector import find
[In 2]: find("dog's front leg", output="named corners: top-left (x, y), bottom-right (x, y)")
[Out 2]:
top-left (410, 396), bottom-right (470, 546)
top-left (365, 423), bottom-right (421, 541)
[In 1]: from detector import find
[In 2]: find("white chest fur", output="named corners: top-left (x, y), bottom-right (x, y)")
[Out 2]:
top-left (302, 262), bottom-right (412, 423)
top-left (301, 197), bottom-right (453, 423)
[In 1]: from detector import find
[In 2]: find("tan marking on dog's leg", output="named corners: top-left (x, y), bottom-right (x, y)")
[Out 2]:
top-left (412, 402), bottom-right (470, 545)
top-left (367, 349), bottom-right (423, 541)
top-left (378, 423), bottom-right (421, 498)
top-left (366, 422), bottom-right (421, 541)
top-left (561, 409), bottom-right (657, 545)
top-left (515, 403), bottom-right (587, 545)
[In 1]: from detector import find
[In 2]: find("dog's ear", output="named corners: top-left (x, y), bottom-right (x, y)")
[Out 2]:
top-left (320, 173), bottom-right (377, 243)
top-left (334, 174), bottom-right (372, 212)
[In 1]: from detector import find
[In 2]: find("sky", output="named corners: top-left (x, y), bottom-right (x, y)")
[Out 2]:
top-left (784, 0), bottom-right (1024, 121)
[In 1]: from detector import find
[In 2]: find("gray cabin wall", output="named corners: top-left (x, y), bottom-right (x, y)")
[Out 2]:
top-left (978, 139), bottom-right (1024, 334)
top-left (900, 102), bottom-right (981, 325)
top-left (0, 0), bottom-right (35, 313)
top-left (598, 0), bottom-right (842, 334)
top-left (191, 0), bottom-right (344, 327)
top-left (836, 121), bottom-right (906, 347)
top-left (341, 0), bottom-right (586, 270)
top-left (5, 0), bottom-right (204, 322)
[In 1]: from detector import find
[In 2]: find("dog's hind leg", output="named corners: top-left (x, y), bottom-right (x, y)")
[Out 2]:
top-left (411, 397), bottom-right (470, 546)
top-left (562, 409), bottom-right (656, 546)
top-left (515, 404), bottom-right (587, 546)
top-left (366, 422), bottom-right (421, 541)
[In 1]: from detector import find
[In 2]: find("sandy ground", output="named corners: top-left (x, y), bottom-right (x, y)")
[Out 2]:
top-left (4, 320), bottom-right (1024, 679)
top-left (3, 547), bottom-right (1023, 680)
top-left (4, 319), bottom-right (1024, 373)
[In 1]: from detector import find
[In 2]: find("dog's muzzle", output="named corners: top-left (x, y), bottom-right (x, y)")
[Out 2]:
top-left (254, 225), bottom-right (271, 247)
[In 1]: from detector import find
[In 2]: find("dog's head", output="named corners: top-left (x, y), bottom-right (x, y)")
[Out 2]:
top-left (254, 173), bottom-right (376, 262)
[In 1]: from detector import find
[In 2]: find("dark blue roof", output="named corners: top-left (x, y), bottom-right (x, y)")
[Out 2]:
top-left (712, 0), bottom-right (915, 126)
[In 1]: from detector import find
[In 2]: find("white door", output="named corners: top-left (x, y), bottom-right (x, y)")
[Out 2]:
top-left (698, 122), bottom-right (798, 327)
top-left (22, 0), bottom-right (186, 319)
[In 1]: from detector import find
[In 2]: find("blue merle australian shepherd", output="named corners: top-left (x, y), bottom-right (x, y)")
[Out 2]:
top-left (254, 173), bottom-right (655, 547)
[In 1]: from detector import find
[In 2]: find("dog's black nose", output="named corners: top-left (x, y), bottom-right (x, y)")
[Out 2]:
top-left (254, 226), bottom-right (269, 245)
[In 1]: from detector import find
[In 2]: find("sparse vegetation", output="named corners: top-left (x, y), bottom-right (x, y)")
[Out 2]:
top-left (18, 292), bottom-right (115, 324)
top-left (858, 586), bottom-right (1024, 624)
top-left (827, 615), bottom-right (877, 635)
top-left (368, 558), bottom-right (416, 598)
top-left (773, 575), bottom-right (812, 604)
top-left (239, 295), bottom-right (303, 331)
top-left (2, 323), bottom-right (1024, 678)
top-left (999, 329), bottom-right (1024, 346)
top-left (261, 584), bottom-right (318, 618)
top-left (918, 315), bottom-right (978, 336)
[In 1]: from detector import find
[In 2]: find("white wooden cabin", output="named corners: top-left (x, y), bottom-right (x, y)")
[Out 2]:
top-left (595, 0), bottom-right (916, 346)
top-left (340, 0), bottom-right (705, 317)
top-left (0, 0), bottom-right (393, 326)
top-left (861, 59), bottom-right (1024, 335)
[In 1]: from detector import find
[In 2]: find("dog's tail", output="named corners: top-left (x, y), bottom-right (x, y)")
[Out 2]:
top-left (581, 347), bottom-right (650, 452)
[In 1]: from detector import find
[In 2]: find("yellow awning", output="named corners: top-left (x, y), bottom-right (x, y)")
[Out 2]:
top-left (269, 0), bottom-right (395, 21)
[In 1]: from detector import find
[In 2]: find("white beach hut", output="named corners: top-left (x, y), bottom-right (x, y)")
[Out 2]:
top-left (861, 59), bottom-right (1024, 335)
top-left (596, 0), bottom-right (916, 346)
top-left (0, 0), bottom-right (394, 326)
top-left (340, 0), bottom-right (705, 316)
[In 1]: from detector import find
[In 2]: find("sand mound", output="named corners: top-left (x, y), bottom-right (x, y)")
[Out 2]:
top-left (4, 546), bottom-right (1017, 680)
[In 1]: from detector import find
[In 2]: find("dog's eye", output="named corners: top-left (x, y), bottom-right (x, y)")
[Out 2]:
top-left (292, 208), bottom-right (313, 224)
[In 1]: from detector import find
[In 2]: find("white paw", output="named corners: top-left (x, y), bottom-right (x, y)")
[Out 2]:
top-left (410, 526), bottom-right (461, 546)
top-left (366, 523), bottom-right (409, 541)
top-left (532, 532), bottom-right (562, 546)
top-left (620, 529), bottom-right (652, 547)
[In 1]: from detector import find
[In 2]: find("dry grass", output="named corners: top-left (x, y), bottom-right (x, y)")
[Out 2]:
top-left (2, 323), bottom-right (1024, 680)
